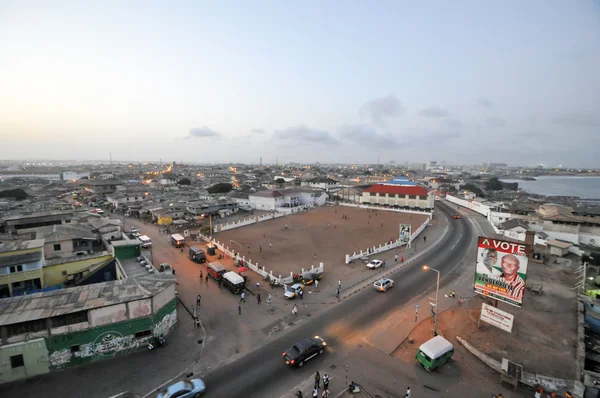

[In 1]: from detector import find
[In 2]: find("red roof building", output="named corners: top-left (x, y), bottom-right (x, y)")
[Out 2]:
top-left (361, 184), bottom-right (433, 210)
top-left (362, 185), bottom-right (429, 197)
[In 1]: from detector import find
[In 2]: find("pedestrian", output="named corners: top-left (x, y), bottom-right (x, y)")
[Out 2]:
top-left (335, 287), bottom-right (340, 299)
top-left (238, 302), bottom-right (242, 315)
top-left (338, 279), bottom-right (342, 290)
top-left (395, 254), bottom-right (398, 263)
top-left (292, 304), bottom-right (298, 315)
top-left (296, 391), bottom-right (303, 398)
top-left (196, 294), bottom-right (201, 306)
top-left (240, 292), bottom-right (246, 302)
top-left (269, 242), bottom-right (272, 248)
top-left (257, 293), bottom-right (261, 304)
top-left (322, 390), bottom-right (329, 398)
top-left (299, 289), bottom-right (303, 299)
top-left (405, 386), bottom-right (411, 398)
top-left (199, 270), bottom-right (203, 280)
top-left (205, 274), bottom-right (209, 283)
top-left (323, 374), bottom-right (329, 390)
top-left (423, 236), bottom-right (427, 243)
top-left (285, 224), bottom-right (288, 230)
top-left (312, 387), bottom-right (318, 398)
top-left (459, 296), bottom-right (463, 305)
top-left (451, 290), bottom-right (456, 298)
top-left (314, 279), bottom-right (319, 289)
top-left (283, 283), bottom-right (288, 292)
top-left (172, 268), bottom-right (176, 276)
top-left (195, 317), bottom-right (200, 329)
top-left (315, 371), bottom-right (321, 388)
top-left (267, 293), bottom-right (272, 305)
top-left (256, 282), bottom-right (260, 290)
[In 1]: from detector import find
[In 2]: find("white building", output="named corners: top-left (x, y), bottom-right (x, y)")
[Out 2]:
top-left (301, 177), bottom-right (339, 190)
top-left (106, 193), bottom-right (149, 209)
top-left (248, 189), bottom-right (328, 211)
top-left (61, 171), bottom-right (90, 181)
top-left (361, 185), bottom-right (434, 210)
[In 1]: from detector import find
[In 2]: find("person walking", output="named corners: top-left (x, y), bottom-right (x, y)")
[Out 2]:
top-left (314, 279), bottom-right (319, 289)
top-left (338, 279), bottom-right (342, 290)
top-left (240, 292), bottom-right (246, 303)
top-left (315, 371), bottom-right (321, 388)
top-left (238, 302), bottom-right (242, 315)
top-left (172, 268), bottom-right (176, 276)
top-left (405, 386), bottom-right (411, 398)
top-left (199, 270), bottom-right (203, 280)
top-left (283, 283), bottom-right (288, 293)
top-left (292, 304), bottom-right (298, 315)
top-left (267, 293), bottom-right (272, 305)
top-left (205, 274), bottom-right (209, 283)
top-left (394, 254), bottom-right (398, 263)
top-left (196, 294), bottom-right (201, 306)
top-left (299, 289), bottom-right (304, 299)
top-left (322, 389), bottom-right (329, 398)
top-left (312, 387), bottom-right (318, 398)
top-left (323, 374), bottom-right (329, 390)
top-left (257, 293), bottom-right (261, 304)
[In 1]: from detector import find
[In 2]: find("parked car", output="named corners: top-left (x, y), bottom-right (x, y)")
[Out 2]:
top-left (156, 378), bottom-right (206, 398)
top-left (284, 283), bottom-right (304, 299)
top-left (282, 336), bottom-right (327, 367)
top-left (301, 271), bottom-right (323, 285)
top-left (367, 259), bottom-right (385, 269)
top-left (374, 278), bottom-right (394, 292)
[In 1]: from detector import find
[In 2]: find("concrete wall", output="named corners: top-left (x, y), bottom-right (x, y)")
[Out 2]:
top-left (43, 253), bottom-right (113, 286)
top-left (127, 299), bottom-right (152, 319)
top-left (44, 239), bottom-right (74, 259)
top-left (152, 283), bottom-right (176, 313)
top-left (338, 202), bottom-right (433, 217)
top-left (0, 338), bottom-right (50, 383)
top-left (89, 304), bottom-right (128, 327)
top-left (445, 194), bottom-right (491, 217)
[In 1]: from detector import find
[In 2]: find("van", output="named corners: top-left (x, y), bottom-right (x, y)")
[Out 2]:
top-left (207, 262), bottom-right (226, 280)
top-left (139, 235), bottom-right (152, 248)
top-left (189, 247), bottom-right (207, 263)
top-left (170, 233), bottom-right (185, 248)
top-left (416, 335), bottom-right (454, 371)
top-left (222, 271), bottom-right (245, 294)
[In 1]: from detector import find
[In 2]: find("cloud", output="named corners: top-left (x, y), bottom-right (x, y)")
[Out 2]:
top-left (251, 128), bottom-right (266, 134)
top-left (338, 124), bottom-right (399, 148)
top-left (359, 95), bottom-right (404, 127)
top-left (185, 126), bottom-right (221, 139)
top-left (419, 106), bottom-right (450, 118)
top-left (273, 125), bottom-right (338, 145)
top-left (477, 98), bottom-right (493, 109)
top-left (441, 118), bottom-right (462, 129)
top-left (486, 117), bottom-right (507, 127)
top-left (551, 113), bottom-right (600, 127)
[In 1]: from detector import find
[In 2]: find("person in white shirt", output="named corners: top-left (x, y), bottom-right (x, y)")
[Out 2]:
top-left (476, 248), bottom-right (502, 277)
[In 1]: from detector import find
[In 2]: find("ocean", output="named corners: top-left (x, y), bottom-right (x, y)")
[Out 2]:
top-left (500, 176), bottom-right (600, 199)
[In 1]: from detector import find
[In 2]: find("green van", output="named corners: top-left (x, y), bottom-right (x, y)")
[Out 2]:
top-left (416, 335), bottom-right (454, 371)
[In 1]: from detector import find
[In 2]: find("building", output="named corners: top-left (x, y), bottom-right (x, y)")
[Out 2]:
top-left (361, 185), bottom-right (434, 210)
top-left (301, 177), bottom-right (339, 190)
top-left (106, 192), bottom-right (149, 210)
top-left (248, 189), bottom-right (328, 211)
top-left (0, 276), bottom-right (176, 383)
top-left (60, 171), bottom-right (90, 181)
top-left (0, 210), bottom-right (76, 233)
top-left (83, 179), bottom-right (122, 195)
top-left (0, 240), bottom-right (45, 298)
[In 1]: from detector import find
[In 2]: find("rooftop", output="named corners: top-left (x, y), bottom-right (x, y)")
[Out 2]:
top-left (0, 276), bottom-right (175, 326)
top-left (546, 239), bottom-right (572, 249)
top-left (33, 224), bottom-right (97, 242)
top-left (363, 184), bottom-right (429, 196)
top-left (498, 219), bottom-right (530, 231)
top-left (0, 239), bottom-right (45, 253)
top-left (0, 251), bottom-right (43, 267)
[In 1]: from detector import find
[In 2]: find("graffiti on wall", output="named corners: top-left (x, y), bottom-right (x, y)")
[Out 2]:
top-left (154, 310), bottom-right (177, 337)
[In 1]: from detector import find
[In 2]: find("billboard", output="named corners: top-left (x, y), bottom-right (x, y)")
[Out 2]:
top-left (480, 303), bottom-right (514, 333)
top-left (474, 237), bottom-right (529, 308)
top-left (400, 224), bottom-right (411, 242)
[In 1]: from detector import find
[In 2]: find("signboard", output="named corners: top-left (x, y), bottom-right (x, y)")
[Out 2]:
top-left (183, 230), bottom-right (189, 237)
top-left (400, 224), bottom-right (411, 242)
top-left (474, 237), bottom-right (529, 308)
top-left (157, 217), bottom-right (172, 226)
top-left (480, 303), bottom-right (514, 333)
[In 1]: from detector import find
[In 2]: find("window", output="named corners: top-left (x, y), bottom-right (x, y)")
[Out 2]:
top-left (10, 354), bottom-right (24, 368)
top-left (70, 345), bottom-right (80, 353)
top-left (135, 330), bottom-right (152, 339)
top-left (9, 265), bottom-right (23, 273)
top-left (54, 244), bottom-right (61, 251)
top-left (408, 195), bottom-right (417, 199)
top-left (370, 192), bottom-right (376, 197)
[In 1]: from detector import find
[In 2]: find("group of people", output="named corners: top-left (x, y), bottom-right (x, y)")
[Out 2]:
top-left (295, 371), bottom-right (330, 398)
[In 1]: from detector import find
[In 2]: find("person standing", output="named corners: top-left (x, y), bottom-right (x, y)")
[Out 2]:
top-left (205, 274), bottom-right (209, 283)
top-left (240, 292), bottom-right (246, 302)
top-left (395, 254), bottom-right (398, 263)
top-left (267, 293), bottom-right (272, 305)
top-left (257, 293), bottom-right (261, 304)
top-left (196, 294), bottom-right (201, 306)
top-left (338, 279), bottom-right (342, 290)
top-left (314, 279), bottom-right (319, 289)
top-left (405, 386), bottom-right (411, 398)
top-left (315, 371), bottom-right (321, 388)
top-left (323, 374), bottom-right (329, 390)
top-left (199, 270), bottom-right (203, 280)
top-left (238, 302), bottom-right (242, 315)
top-left (312, 387), bottom-right (318, 398)
top-left (292, 304), bottom-right (298, 315)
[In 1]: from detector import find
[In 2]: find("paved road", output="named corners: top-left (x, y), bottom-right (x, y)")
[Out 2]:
top-left (198, 201), bottom-right (473, 397)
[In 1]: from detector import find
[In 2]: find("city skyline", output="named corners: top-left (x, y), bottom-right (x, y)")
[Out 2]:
top-left (1, 1), bottom-right (600, 167)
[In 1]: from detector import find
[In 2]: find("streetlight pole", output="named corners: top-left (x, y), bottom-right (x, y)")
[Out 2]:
top-left (423, 265), bottom-right (440, 336)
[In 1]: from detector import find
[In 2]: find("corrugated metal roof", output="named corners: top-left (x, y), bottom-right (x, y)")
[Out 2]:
top-left (363, 184), bottom-right (429, 196)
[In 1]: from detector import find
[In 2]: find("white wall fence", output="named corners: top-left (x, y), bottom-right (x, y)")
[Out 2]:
top-left (197, 234), bottom-right (323, 284)
top-left (345, 217), bottom-right (430, 264)
top-left (445, 194), bottom-right (491, 217)
top-left (216, 211), bottom-right (287, 232)
top-left (275, 204), bottom-right (315, 214)
top-left (338, 202), bottom-right (433, 217)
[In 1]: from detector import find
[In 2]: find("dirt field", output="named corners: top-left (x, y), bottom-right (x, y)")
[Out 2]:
top-left (215, 205), bottom-right (428, 282)
top-left (394, 253), bottom-right (578, 382)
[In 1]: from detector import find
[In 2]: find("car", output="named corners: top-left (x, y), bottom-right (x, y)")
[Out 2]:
top-left (282, 336), bottom-right (327, 367)
top-left (374, 278), bottom-right (394, 292)
top-left (156, 378), bottom-right (206, 398)
top-left (93, 208), bottom-right (105, 214)
top-left (453, 215), bottom-right (461, 219)
top-left (367, 259), bottom-right (385, 269)
top-left (284, 283), bottom-right (304, 299)
top-left (301, 271), bottom-right (323, 285)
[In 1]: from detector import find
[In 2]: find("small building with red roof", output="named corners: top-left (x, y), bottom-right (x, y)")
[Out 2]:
top-left (361, 184), bottom-right (434, 210)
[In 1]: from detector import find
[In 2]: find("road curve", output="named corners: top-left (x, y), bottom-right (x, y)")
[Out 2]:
top-left (200, 201), bottom-right (472, 397)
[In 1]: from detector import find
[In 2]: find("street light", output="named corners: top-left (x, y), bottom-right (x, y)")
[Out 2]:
top-left (423, 265), bottom-right (440, 336)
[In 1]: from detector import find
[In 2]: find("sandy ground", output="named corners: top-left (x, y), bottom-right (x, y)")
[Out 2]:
top-left (394, 253), bottom-right (578, 383)
top-left (214, 205), bottom-right (429, 283)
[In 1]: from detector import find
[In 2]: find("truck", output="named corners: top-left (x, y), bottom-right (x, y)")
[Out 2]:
top-left (189, 246), bottom-right (207, 263)
top-left (138, 235), bottom-right (152, 249)
top-left (170, 233), bottom-right (185, 248)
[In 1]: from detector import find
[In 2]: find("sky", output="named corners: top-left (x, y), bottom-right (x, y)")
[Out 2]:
top-left (1, 1), bottom-right (600, 167)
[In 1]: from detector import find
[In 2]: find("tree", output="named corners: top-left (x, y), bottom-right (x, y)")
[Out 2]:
top-left (485, 177), bottom-right (503, 191)
top-left (178, 177), bottom-right (191, 185)
top-left (200, 225), bottom-right (212, 236)
top-left (461, 183), bottom-right (484, 197)
top-left (207, 183), bottom-right (233, 194)
top-left (0, 188), bottom-right (28, 201)
top-left (275, 178), bottom-right (285, 187)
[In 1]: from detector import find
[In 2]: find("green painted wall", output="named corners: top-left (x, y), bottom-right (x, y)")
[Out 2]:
top-left (0, 338), bottom-right (50, 383)
top-left (45, 298), bottom-right (177, 370)
top-left (114, 244), bottom-right (141, 260)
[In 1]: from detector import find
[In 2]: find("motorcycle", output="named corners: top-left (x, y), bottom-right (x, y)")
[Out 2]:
top-left (148, 335), bottom-right (166, 350)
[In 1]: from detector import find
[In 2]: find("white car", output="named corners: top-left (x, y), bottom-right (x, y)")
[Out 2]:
top-left (367, 259), bottom-right (385, 269)
top-left (284, 284), bottom-right (304, 299)
top-left (374, 278), bottom-right (394, 292)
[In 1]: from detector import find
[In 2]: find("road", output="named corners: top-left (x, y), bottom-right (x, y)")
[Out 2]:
top-left (199, 200), bottom-right (474, 397)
